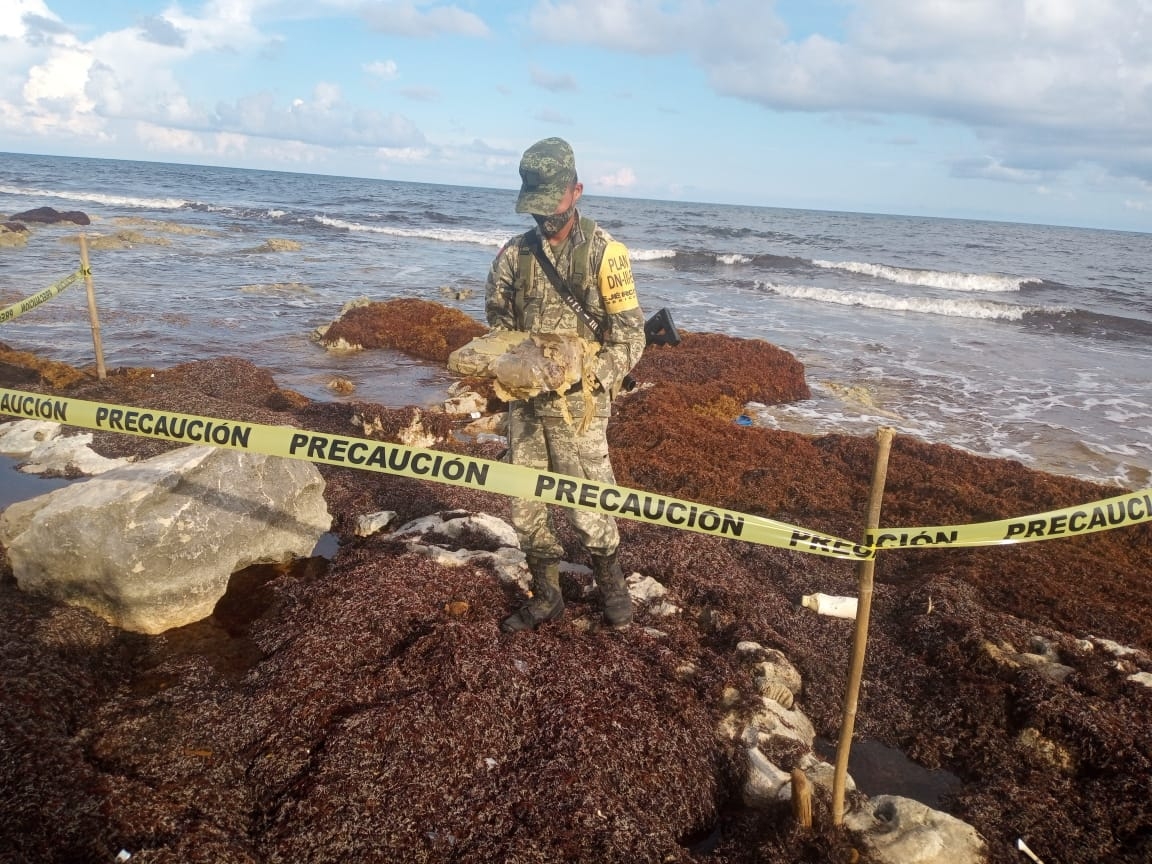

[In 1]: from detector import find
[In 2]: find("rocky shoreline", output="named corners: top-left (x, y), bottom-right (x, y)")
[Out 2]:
top-left (2, 301), bottom-right (1151, 863)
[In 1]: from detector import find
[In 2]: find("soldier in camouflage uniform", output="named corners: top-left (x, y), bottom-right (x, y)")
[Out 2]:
top-left (486, 137), bottom-right (646, 633)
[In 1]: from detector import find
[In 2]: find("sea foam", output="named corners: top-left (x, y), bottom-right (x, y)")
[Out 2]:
top-left (813, 259), bottom-right (1037, 292)
top-left (759, 282), bottom-right (1064, 321)
top-left (312, 215), bottom-right (506, 247)
top-left (0, 184), bottom-right (188, 210)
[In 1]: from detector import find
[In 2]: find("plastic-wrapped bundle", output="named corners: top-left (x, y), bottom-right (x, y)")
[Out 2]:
top-left (448, 330), bottom-right (600, 429)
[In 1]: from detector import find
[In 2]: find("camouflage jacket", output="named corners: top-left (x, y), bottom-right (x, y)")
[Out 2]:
top-left (485, 213), bottom-right (646, 416)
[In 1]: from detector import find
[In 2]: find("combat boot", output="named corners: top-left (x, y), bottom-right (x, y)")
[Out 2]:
top-left (591, 552), bottom-right (633, 629)
top-left (500, 556), bottom-right (564, 633)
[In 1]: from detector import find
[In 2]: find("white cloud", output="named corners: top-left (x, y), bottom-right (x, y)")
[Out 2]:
top-left (950, 156), bottom-right (1050, 184)
top-left (358, 2), bottom-right (489, 38)
top-left (213, 83), bottom-right (426, 147)
top-left (533, 108), bottom-right (572, 125)
top-left (529, 0), bottom-right (1152, 187)
top-left (398, 85), bottom-right (439, 102)
top-left (530, 65), bottom-right (578, 92)
top-left (0, 1), bottom-right (61, 40)
top-left (0, 3), bottom-right (428, 156)
top-left (596, 166), bottom-right (637, 190)
top-left (364, 59), bottom-right (399, 79)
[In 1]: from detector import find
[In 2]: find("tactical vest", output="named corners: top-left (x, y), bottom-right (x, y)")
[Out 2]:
top-left (514, 216), bottom-right (603, 343)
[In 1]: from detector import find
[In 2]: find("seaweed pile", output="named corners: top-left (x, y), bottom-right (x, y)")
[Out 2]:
top-left (1, 300), bottom-right (1150, 863)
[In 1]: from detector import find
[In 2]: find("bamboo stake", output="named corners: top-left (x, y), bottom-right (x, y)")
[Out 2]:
top-left (791, 768), bottom-right (813, 829)
top-left (79, 234), bottom-right (106, 380)
top-left (831, 426), bottom-right (896, 825)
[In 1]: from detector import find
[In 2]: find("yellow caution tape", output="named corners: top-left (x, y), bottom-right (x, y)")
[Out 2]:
top-left (871, 486), bottom-right (1152, 550)
top-left (0, 389), bottom-right (873, 561)
top-left (0, 271), bottom-right (83, 325)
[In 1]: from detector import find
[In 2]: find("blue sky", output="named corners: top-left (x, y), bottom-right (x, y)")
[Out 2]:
top-left (1, 0), bottom-right (1150, 231)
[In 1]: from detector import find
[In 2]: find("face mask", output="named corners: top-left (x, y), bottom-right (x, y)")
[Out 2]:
top-left (534, 203), bottom-right (576, 237)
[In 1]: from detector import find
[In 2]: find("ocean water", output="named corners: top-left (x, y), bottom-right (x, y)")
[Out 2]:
top-left (2, 151), bottom-right (1150, 490)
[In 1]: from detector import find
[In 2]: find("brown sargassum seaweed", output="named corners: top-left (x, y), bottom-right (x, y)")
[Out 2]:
top-left (1, 302), bottom-right (1149, 864)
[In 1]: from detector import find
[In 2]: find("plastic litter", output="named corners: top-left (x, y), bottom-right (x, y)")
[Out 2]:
top-left (801, 593), bottom-right (858, 619)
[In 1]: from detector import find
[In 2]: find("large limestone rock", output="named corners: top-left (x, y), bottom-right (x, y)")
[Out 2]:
top-left (845, 795), bottom-right (988, 864)
top-left (0, 446), bottom-right (331, 634)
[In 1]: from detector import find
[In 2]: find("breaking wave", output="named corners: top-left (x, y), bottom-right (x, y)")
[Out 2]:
top-left (758, 282), bottom-right (1066, 321)
top-left (311, 215), bottom-right (507, 247)
top-left (813, 259), bottom-right (1039, 292)
top-left (0, 183), bottom-right (189, 210)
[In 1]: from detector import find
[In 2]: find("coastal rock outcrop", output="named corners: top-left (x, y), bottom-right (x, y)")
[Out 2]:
top-left (0, 445), bottom-right (330, 634)
top-left (9, 206), bottom-right (91, 226)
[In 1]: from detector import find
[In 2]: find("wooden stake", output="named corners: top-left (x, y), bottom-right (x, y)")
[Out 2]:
top-left (791, 768), bottom-right (812, 830)
top-left (831, 426), bottom-right (896, 825)
top-left (79, 234), bottom-right (106, 380)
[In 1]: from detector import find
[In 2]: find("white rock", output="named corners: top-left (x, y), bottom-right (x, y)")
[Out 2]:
top-left (626, 573), bottom-right (667, 602)
top-left (744, 695), bottom-right (816, 749)
top-left (20, 433), bottom-right (133, 476)
top-left (441, 391), bottom-right (488, 416)
top-left (0, 420), bottom-right (62, 456)
top-left (844, 795), bottom-right (987, 864)
top-left (1091, 636), bottom-right (1147, 660)
top-left (1128, 671), bottom-right (1152, 690)
top-left (795, 751), bottom-right (854, 797)
top-left (0, 446), bottom-right (330, 634)
top-left (355, 510), bottom-right (397, 537)
top-left (392, 510), bottom-right (520, 550)
top-left (752, 651), bottom-right (803, 700)
top-left (743, 746), bottom-right (791, 807)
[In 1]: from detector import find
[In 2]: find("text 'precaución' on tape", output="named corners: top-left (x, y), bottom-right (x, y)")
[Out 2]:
top-left (0, 271), bottom-right (83, 325)
top-left (4, 389), bottom-right (1147, 556)
top-left (0, 389), bottom-right (872, 561)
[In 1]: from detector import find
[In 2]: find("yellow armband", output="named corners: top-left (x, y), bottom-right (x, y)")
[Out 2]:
top-left (598, 241), bottom-right (639, 313)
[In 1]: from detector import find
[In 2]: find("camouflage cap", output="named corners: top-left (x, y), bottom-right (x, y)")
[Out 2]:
top-left (515, 137), bottom-right (577, 215)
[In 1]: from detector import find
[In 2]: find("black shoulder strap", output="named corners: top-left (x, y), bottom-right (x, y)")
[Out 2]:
top-left (526, 234), bottom-right (603, 339)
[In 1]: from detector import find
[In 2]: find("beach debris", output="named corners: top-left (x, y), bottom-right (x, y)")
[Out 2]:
top-left (447, 330), bottom-right (531, 376)
top-left (1016, 727), bottom-right (1076, 774)
top-left (444, 600), bottom-right (470, 617)
top-left (449, 329), bottom-right (599, 429)
top-left (327, 376), bottom-right (355, 394)
top-left (397, 411), bottom-right (438, 449)
top-left (439, 284), bottom-right (474, 300)
top-left (1016, 837), bottom-right (1045, 863)
top-left (440, 389), bottom-right (487, 416)
top-left (802, 592), bottom-right (859, 619)
top-left (981, 640), bottom-right (1075, 683)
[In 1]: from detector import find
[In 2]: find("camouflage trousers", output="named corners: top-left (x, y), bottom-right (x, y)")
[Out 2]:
top-left (507, 399), bottom-right (620, 559)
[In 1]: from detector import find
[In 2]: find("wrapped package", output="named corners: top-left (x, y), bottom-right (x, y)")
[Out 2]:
top-left (448, 330), bottom-right (600, 430)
